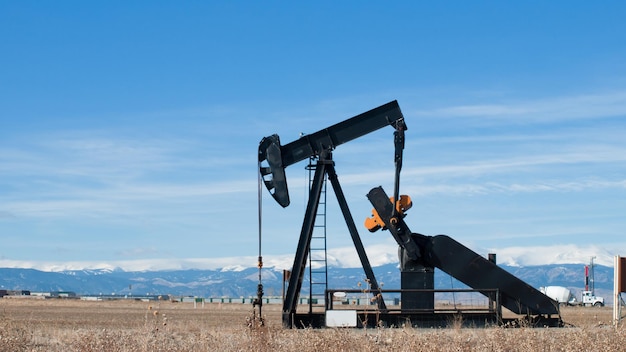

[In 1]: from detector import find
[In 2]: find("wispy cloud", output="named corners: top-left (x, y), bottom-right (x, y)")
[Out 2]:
top-left (399, 179), bottom-right (626, 197)
top-left (2, 139), bottom-right (168, 187)
top-left (488, 244), bottom-right (618, 267)
top-left (115, 247), bottom-right (160, 258)
top-left (1, 130), bottom-right (255, 220)
top-left (337, 150), bottom-right (626, 196)
top-left (2, 180), bottom-right (255, 220)
top-left (2, 90), bottom-right (625, 265)
top-left (0, 211), bottom-right (16, 219)
top-left (415, 90), bottom-right (626, 123)
top-left (0, 241), bottom-right (620, 272)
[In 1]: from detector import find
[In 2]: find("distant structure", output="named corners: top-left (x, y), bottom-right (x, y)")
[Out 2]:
top-left (615, 256), bottom-right (626, 326)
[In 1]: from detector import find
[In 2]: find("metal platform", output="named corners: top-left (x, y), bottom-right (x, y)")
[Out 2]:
top-left (282, 288), bottom-right (563, 328)
top-left (287, 311), bottom-right (563, 328)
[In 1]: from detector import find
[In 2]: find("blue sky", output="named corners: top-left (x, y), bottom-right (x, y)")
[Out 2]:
top-left (1, 2), bottom-right (625, 271)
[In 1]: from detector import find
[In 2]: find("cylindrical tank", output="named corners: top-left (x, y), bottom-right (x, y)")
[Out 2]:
top-left (540, 286), bottom-right (572, 304)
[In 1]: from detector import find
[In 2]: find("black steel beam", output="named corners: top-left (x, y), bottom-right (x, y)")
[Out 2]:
top-left (259, 101), bottom-right (405, 207)
top-left (425, 235), bottom-right (560, 315)
top-left (279, 100), bottom-right (404, 167)
top-left (366, 185), bottom-right (560, 317)
top-left (327, 166), bottom-right (387, 311)
top-left (282, 160), bottom-right (328, 326)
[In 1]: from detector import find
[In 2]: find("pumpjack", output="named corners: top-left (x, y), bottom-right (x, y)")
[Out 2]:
top-left (257, 100), bottom-right (562, 328)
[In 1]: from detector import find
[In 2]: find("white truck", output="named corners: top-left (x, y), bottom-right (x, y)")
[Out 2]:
top-left (574, 290), bottom-right (604, 307)
top-left (540, 286), bottom-right (604, 307)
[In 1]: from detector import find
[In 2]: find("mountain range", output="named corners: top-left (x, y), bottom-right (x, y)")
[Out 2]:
top-left (0, 263), bottom-right (615, 304)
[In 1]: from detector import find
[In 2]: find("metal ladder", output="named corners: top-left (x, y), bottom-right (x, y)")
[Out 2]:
top-left (307, 157), bottom-right (328, 313)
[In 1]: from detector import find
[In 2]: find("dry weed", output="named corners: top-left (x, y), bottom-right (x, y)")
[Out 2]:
top-left (0, 299), bottom-right (624, 351)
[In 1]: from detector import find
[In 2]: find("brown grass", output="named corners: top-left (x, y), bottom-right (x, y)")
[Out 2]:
top-left (0, 298), bottom-right (623, 351)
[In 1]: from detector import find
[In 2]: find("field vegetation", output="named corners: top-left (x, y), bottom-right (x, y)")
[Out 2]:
top-left (0, 298), bottom-right (623, 351)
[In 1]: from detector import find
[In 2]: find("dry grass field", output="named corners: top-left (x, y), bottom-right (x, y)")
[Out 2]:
top-left (0, 298), bottom-right (623, 351)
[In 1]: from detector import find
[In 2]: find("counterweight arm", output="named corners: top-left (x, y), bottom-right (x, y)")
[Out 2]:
top-left (366, 186), bottom-right (560, 316)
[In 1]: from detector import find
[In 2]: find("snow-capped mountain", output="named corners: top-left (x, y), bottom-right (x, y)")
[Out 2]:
top-left (0, 263), bottom-right (615, 304)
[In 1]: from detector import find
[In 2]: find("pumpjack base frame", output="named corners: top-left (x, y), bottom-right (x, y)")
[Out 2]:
top-left (284, 288), bottom-right (563, 329)
top-left (286, 312), bottom-right (563, 329)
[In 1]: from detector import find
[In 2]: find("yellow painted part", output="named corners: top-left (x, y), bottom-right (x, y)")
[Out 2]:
top-left (364, 216), bottom-right (382, 232)
top-left (394, 195), bottom-right (412, 213)
top-left (364, 195), bottom-right (412, 233)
